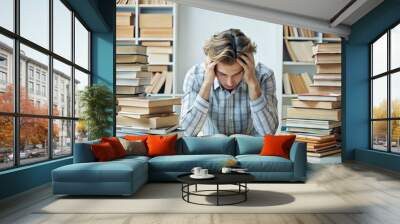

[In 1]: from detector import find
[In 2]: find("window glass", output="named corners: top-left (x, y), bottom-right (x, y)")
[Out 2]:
top-left (0, 0), bottom-right (14, 31)
top-left (372, 121), bottom-right (388, 151)
top-left (20, 44), bottom-right (49, 115)
top-left (0, 116), bottom-right (14, 170)
top-left (0, 35), bottom-right (14, 113)
top-left (53, 0), bottom-right (72, 60)
top-left (74, 69), bottom-right (89, 118)
top-left (53, 59), bottom-right (72, 117)
top-left (74, 18), bottom-right (89, 70)
top-left (372, 76), bottom-right (387, 119)
top-left (20, 0), bottom-right (49, 49)
top-left (53, 119), bottom-right (72, 157)
top-left (372, 33), bottom-right (387, 76)
top-left (19, 117), bottom-right (49, 165)
top-left (391, 24), bottom-right (400, 70)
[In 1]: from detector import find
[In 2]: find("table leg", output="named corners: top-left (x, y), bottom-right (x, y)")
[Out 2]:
top-left (217, 184), bottom-right (219, 206)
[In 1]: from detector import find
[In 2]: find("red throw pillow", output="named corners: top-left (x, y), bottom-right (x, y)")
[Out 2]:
top-left (101, 137), bottom-right (127, 158)
top-left (259, 134), bottom-right (296, 159)
top-left (146, 134), bottom-right (177, 157)
top-left (91, 142), bottom-right (117, 162)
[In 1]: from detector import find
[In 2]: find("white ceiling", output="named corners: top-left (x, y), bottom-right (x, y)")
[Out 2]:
top-left (170, 0), bottom-right (384, 37)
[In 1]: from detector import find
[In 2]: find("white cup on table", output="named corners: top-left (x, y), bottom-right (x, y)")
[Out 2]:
top-left (200, 169), bottom-right (208, 176)
top-left (191, 167), bottom-right (202, 176)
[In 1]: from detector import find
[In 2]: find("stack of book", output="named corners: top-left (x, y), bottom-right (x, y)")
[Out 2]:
top-left (116, 45), bottom-right (152, 95)
top-left (117, 12), bottom-right (134, 38)
top-left (310, 43), bottom-right (341, 94)
top-left (116, 96), bottom-right (182, 136)
top-left (285, 93), bottom-right (342, 157)
top-left (139, 13), bottom-right (173, 38)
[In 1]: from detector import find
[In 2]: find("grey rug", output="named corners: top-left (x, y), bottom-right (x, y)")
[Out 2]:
top-left (38, 183), bottom-right (361, 214)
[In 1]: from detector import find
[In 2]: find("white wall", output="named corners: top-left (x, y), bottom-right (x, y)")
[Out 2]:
top-left (175, 4), bottom-right (283, 122)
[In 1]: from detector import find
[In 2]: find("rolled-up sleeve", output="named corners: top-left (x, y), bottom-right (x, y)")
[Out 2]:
top-left (180, 66), bottom-right (209, 136)
top-left (250, 71), bottom-right (279, 135)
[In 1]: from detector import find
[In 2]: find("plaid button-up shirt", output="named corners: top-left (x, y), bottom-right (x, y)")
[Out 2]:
top-left (180, 62), bottom-right (279, 136)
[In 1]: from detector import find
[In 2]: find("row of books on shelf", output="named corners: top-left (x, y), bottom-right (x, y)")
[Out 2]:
top-left (284, 25), bottom-right (316, 38)
top-left (116, 96), bottom-right (183, 136)
top-left (284, 38), bottom-right (341, 64)
top-left (116, 13), bottom-right (173, 38)
top-left (116, 0), bottom-right (172, 5)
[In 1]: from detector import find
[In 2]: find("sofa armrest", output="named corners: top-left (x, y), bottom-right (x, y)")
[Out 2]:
top-left (73, 140), bottom-right (100, 163)
top-left (289, 141), bottom-right (307, 181)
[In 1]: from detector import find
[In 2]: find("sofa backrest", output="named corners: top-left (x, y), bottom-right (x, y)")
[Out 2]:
top-left (235, 135), bottom-right (264, 155)
top-left (177, 136), bottom-right (236, 155)
top-left (73, 140), bottom-right (100, 163)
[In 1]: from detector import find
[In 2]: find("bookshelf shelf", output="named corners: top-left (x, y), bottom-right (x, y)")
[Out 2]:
top-left (284, 37), bottom-right (319, 41)
top-left (282, 94), bottom-right (298, 98)
top-left (283, 61), bottom-right (314, 66)
top-left (139, 4), bottom-right (173, 8)
top-left (138, 37), bottom-right (174, 41)
top-left (116, 4), bottom-right (136, 9)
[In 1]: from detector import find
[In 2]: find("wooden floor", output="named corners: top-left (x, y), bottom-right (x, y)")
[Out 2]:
top-left (1, 161), bottom-right (400, 224)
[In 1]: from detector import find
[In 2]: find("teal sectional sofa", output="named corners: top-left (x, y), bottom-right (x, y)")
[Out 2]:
top-left (52, 135), bottom-right (307, 196)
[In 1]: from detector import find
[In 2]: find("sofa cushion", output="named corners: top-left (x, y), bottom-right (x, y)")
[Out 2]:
top-left (90, 142), bottom-right (118, 162)
top-left (101, 137), bottom-right (127, 158)
top-left (53, 158), bottom-right (147, 183)
top-left (235, 135), bottom-right (263, 155)
top-left (260, 134), bottom-right (296, 159)
top-left (178, 136), bottom-right (235, 155)
top-left (149, 154), bottom-right (235, 172)
top-left (236, 155), bottom-right (293, 172)
top-left (147, 134), bottom-right (178, 157)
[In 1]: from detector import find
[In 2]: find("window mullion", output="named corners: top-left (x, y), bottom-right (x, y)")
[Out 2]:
top-left (71, 10), bottom-right (76, 154)
top-left (48, 0), bottom-right (54, 160)
top-left (388, 30), bottom-right (391, 153)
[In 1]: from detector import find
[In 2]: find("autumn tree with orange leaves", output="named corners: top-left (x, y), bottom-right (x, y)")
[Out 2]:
top-left (0, 84), bottom-right (59, 153)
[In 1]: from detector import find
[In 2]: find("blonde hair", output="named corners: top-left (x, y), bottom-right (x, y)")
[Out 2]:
top-left (203, 28), bottom-right (257, 65)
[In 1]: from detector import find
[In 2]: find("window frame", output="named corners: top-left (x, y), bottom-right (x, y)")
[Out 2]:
top-left (0, 0), bottom-right (92, 171)
top-left (370, 20), bottom-right (400, 154)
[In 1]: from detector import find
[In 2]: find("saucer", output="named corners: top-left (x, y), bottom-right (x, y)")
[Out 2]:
top-left (190, 174), bottom-right (215, 179)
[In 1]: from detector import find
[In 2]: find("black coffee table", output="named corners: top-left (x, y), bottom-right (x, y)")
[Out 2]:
top-left (177, 172), bottom-right (255, 206)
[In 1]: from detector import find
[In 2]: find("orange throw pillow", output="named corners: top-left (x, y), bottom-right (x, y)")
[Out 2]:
top-left (146, 134), bottom-right (177, 157)
top-left (91, 142), bottom-right (117, 162)
top-left (259, 134), bottom-right (296, 159)
top-left (101, 137), bottom-right (127, 158)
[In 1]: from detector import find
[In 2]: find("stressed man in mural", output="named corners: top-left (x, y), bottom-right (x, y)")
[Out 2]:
top-left (180, 28), bottom-right (279, 136)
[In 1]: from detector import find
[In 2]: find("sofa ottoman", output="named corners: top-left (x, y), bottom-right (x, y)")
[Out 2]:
top-left (52, 156), bottom-right (148, 196)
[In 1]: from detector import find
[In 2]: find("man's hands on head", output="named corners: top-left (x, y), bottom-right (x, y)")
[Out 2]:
top-left (236, 52), bottom-right (258, 87)
top-left (237, 52), bottom-right (262, 100)
top-left (198, 58), bottom-right (217, 102)
top-left (204, 58), bottom-right (217, 86)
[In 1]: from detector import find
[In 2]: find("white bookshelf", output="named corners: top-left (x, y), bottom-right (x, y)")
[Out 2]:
top-left (281, 27), bottom-right (341, 119)
top-left (116, 1), bottom-right (178, 95)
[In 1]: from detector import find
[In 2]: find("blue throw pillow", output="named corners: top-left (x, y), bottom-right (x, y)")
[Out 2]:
top-left (234, 135), bottom-right (264, 155)
top-left (178, 136), bottom-right (236, 155)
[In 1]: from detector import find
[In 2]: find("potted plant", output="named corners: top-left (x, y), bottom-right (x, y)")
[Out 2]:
top-left (79, 84), bottom-right (114, 140)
